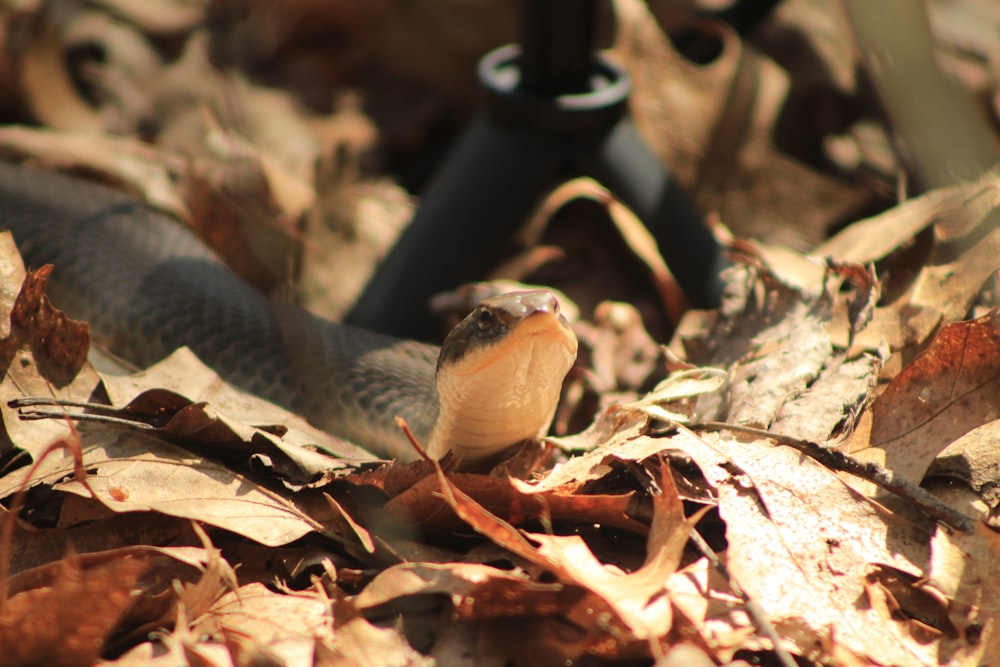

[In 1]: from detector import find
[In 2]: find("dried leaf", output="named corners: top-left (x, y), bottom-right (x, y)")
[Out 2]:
top-left (0, 237), bottom-right (101, 456)
top-left (418, 457), bottom-right (699, 657)
top-left (99, 347), bottom-right (375, 465)
top-left (815, 164), bottom-right (1000, 262)
top-left (316, 596), bottom-right (432, 667)
top-left (355, 562), bottom-right (570, 618)
top-left (0, 551), bottom-right (151, 666)
top-left (863, 311), bottom-right (1000, 483)
top-left (677, 261), bottom-right (880, 445)
top-left (192, 583), bottom-right (333, 663)
top-left (665, 426), bottom-right (957, 665)
top-left (378, 472), bottom-right (645, 535)
top-left (18, 429), bottom-right (327, 547)
top-left (17, 14), bottom-right (104, 133)
top-left (0, 126), bottom-right (190, 217)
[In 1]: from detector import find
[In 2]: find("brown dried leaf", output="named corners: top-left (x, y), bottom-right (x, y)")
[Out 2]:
top-left (818, 167), bottom-right (1000, 352)
top-left (90, 0), bottom-right (206, 33)
top-left (615, 0), bottom-right (877, 248)
top-left (99, 346), bottom-right (374, 464)
top-left (862, 564), bottom-right (957, 640)
top-left (517, 178), bottom-right (687, 320)
top-left (0, 427), bottom-right (326, 547)
top-left (378, 471), bottom-right (645, 535)
top-left (355, 561), bottom-right (571, 619)
top-left (678, 261), bottom-right (880, 444)
top-left (0, 551), bottom-right (151, 667)
top-left (418, 458), bottom-right (698, 657)
top-left (317, 596), bottom-right (432, 667)
top-left (581, 299), bottom-right (666, 395)
top-left (78, 541), bottom-right (240, 666)
top-left (184, 154), bottom-right (300, 293)
top-left (2, 264), bottom-right (89, 387)
top-left (924, 521), bottom-right (1000, 662)
top-left (192, 582), bottom-right (333, 662)
top-left (0, 239), bottom-right (101, 458)
top-left (16, 12), bottom-right (104, 133)
top-left (664, 426), bottom-right (960, 665)
top-left (6, 506), bottom-right (194, 578)
top-left (927, 419), bottom-right (1000, 512)
top-left (815, 164), bottom-right (1000, 262)
top-left (825, 259), bottom-right (880, 348)
top-left (525, 463), bottom-right (695, 643)
top-left (860, 311), bottom-right (1000, 483)
top-left (0, 126), bottom-right (189, 217)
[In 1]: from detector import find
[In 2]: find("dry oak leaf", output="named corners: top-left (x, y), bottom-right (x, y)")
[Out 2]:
top-left (192, 582), bottom-right (334, 666)
top-left (0, 551), bottom-right (150, 667)
top-left (315, 595), bottom-right (432, 667)
top-left (860, 310), bottom-right (1000, 484)
top-left (376, 471), bottom-right (646, 536)
top-left (0, 539), bottom-right (235, 667)
top-left (99, 346), bottom-right (374, 463)
top-left (676, 261), bottom-right (880, 445)
top-left (0, 427), bottom-right (328, 547)
top-left (420, 456), bottom-right (699, 660)
top-left (816, 164), bottom-right (1000, 352)
top-left (0, 240), bottom-right (100, 458)
top-left (667, 426), bottom-right (963, 666)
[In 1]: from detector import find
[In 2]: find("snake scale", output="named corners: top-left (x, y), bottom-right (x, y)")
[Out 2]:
top-left (0, 161), bottom-right (577, 461)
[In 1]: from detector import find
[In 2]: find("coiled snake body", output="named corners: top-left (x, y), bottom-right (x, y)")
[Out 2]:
top-left (0, 161), bottom-right (577, 461)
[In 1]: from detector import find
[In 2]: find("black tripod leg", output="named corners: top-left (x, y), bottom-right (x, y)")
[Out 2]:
top-left (346, 116), bottom-right (564, 339)
top-left (585, 118), bottom-right (728, 309)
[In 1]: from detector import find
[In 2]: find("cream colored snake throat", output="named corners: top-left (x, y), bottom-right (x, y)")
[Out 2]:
top-left (0, 161), bottom-right (578, 461)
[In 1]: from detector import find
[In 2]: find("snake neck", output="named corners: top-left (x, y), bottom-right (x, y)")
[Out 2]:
top-left (425, 331), bottom-right (573, 460)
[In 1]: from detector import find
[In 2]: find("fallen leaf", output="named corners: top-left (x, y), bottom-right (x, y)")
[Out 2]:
top-left (99, 346), bottom-right (376, 465)
top-left (377, 471), bottom-right (646, 535)
top-left (862, 311), bottom-right (1000, 483)
top-left (665, 426), bottom-right (953, 666)
top-left (0, 236), bottom-right (101, 457)
top-left (192, 582), bottom-right (333, 666)
top-left (814, 164), bottom-right (1000, 262)
top-left (418, 456), bottom-right (700, 658)
top-left (0, 550), bottom-right (150, 666)
top-left (316, 596), bottom-right (432, 667)
top-left (21, 429), bottom-right (328, 547)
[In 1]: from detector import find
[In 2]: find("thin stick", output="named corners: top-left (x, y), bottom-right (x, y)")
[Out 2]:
top-left (687, 527), bottom-right (799, 667)
top-left (10, 397), bottom-right (158, 430)
top-left (395, 416), bottom-right (431, 462)
top-left (16, 409), bottom-right (156, 430)
top-left (690, 422), bottom-right (975, 534)
top-left (0, 428), bottom-right (94, 609)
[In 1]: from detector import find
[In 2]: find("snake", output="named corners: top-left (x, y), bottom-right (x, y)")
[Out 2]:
top-left (0, 160), bottom-right (578, 462)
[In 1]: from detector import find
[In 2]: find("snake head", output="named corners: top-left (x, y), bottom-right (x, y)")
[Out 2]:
top-left (429, 290), bottom-right (578, 460)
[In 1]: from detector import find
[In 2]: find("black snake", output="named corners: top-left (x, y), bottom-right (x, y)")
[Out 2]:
top-left (0, 161), bottom-right (577, 460)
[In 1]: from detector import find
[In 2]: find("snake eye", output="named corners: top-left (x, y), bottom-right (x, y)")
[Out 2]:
top-left (476, 308), bottom-right (496, 331)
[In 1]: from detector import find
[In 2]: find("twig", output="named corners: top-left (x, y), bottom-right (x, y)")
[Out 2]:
top-left (687, 527), bottom-right (798, 667)
top-left (17, 409), bottom-right (157, 430)
top-left (690, 422), bottom-right (975, 534)
top-left (395, 416), bottom-right (431, 462)
top-left (10, 397), bottom-right (118, 411)
top-left (1, 429), bottom-right (94, 609)
top-left (9, 397), bottom-right (157, 430)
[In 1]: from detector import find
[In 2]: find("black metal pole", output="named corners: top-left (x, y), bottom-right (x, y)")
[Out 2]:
top-left (347, 0), bottom-right (727, 338)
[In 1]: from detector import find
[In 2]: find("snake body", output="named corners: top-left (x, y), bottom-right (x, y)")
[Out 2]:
top-left (0, 161), bottom-right (576, 460)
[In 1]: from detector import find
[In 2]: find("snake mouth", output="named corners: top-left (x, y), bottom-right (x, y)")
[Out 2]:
top-left (511, 308), bottom-right (575, 342)
top-left (502, 309), bottom-right (578, 359)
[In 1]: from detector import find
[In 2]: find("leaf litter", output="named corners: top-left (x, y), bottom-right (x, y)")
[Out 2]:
top-left (2, 2), bottom-right (1000, 666)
